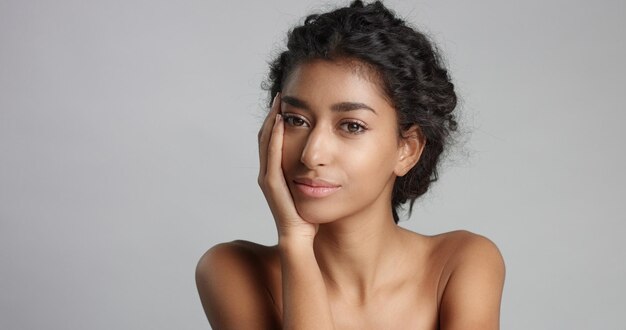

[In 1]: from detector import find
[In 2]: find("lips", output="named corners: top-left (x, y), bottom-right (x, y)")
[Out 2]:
top-left (292, 177), bottom-right (341, 198)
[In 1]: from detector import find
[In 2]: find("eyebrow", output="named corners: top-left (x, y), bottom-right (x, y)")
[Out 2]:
top-left (281, 95), bottom-right (378, 115)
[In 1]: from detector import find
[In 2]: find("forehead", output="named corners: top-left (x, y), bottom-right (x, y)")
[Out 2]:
top-left (282, 59), bottom-right (393, 112)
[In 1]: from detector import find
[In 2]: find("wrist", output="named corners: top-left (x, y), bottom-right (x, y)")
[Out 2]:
top-left (277, 223), bottom-right (318, 244)
top-left (278, 235), bottom-right (315, 252)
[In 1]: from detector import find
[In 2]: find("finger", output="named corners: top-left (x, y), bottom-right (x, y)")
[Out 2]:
top-left (259, 93), bottom-right (281, 176)
top-left (258, 93), bottom-right (279, 149)
top-left (267, 113), bottom-right (284, 181)
top-left (258, 93), bottom-right (281, 179)
top-left (258, 93), bottom-right (281, 144)
top-left (265, 112), bottom-right (299, 220)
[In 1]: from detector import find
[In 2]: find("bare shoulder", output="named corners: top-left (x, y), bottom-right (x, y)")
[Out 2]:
top-left (431, 230), bottom-right (505, 266)
top-left (432, 230), bottom-right (506, 330)
top-left (196, 240), bottom-right (277, 279)
top-left (195, 240), bottom-right (280, 329)
top-left (197, 240), bottom-right (276, 264)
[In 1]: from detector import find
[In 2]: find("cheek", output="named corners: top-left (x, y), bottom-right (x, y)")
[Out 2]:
top-left (343, 136), bottom-right (399, 177)
top-left (281, 133), bottom-right (304, 170)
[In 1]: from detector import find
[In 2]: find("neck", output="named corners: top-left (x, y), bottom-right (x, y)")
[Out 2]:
top-left (312, 202), bottom-right (410, 304)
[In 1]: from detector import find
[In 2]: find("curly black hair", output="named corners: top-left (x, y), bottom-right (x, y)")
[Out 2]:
top-left (263, 0), bottom-right (458, 223)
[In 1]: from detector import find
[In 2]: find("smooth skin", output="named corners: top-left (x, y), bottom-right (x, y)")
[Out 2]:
top-left (196, 59), bottom-right (505, 329)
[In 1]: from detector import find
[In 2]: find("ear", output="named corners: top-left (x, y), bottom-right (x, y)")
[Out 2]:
top-left (394, 125), bottom-right (425, 177)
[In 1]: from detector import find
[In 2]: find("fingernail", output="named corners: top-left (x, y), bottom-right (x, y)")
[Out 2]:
top-left (275, 113), bottom-right (282, 122)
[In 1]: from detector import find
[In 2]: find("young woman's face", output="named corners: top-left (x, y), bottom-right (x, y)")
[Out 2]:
top-left (280, 59), bottom-right (409, 223)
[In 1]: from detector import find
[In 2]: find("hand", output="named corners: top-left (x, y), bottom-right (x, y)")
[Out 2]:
top-left (258, 93), bottom-right (319, 241)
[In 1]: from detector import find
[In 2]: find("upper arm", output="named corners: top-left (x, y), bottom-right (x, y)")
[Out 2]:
top-left (439, 232), bottom-right (506, 330)
top-left (195, 241), bottom-right (280, 330)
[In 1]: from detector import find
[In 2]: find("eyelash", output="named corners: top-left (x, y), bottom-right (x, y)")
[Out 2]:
top-left (339, 120), bottom-right (368, 134)
top-left (282, 114), bottom-right (368, 135)
top-left (283, 114), bottom-right (309, 128)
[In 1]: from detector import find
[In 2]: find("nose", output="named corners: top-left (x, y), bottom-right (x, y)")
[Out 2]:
top-left (300, 126), bottom-right (331, 169)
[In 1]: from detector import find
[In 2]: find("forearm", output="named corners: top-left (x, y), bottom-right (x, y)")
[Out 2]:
top-left (279, 238), bottom-right (335, 330)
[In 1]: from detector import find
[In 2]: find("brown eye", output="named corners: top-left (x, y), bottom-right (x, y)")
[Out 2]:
top-left (347, 123), bottom-right (361, 132)
top-left (340, 121), bottom-right (367, 134)
top-left (284, 115), bottom-right (309, 127)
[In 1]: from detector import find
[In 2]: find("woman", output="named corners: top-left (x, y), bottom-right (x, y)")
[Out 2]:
top-left (196, 1), bottom-right (505, 329)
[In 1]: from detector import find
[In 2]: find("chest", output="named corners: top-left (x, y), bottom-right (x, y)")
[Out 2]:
top-left (327, 283), bottom-right (440, 330)
top-left (266, 267), bottom-right (442, 330)
top-left (262, 238), bottom-right (451, 329)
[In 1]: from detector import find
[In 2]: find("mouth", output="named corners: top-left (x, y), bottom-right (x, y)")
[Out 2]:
top-left (292, 178), bottom-right (342, 198)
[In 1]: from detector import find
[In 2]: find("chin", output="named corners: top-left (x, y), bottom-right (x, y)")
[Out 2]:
top-left (294, 202), bottom-right (344, 224)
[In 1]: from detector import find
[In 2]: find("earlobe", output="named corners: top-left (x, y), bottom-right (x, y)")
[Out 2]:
top-left (394, 125), bottom-right (425, 177)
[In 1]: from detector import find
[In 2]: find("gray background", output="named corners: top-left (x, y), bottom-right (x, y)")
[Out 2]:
top-left (1, 0), bottom-right (624, 329)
